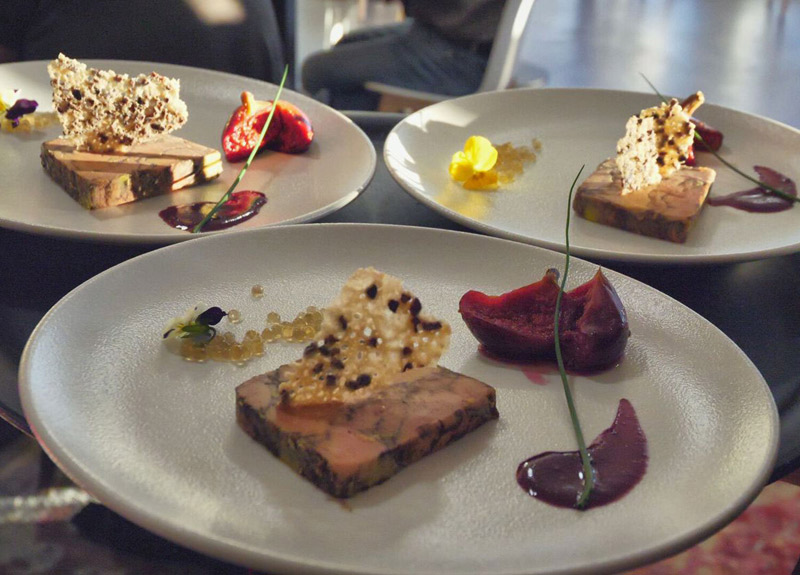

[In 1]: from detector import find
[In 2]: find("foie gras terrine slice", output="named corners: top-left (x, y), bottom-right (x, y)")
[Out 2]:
top-left (572, 158), bottom-right (716, 243)
top-left (236, 365), bottom-right (498, 498)
top-left (41, 135), bottom-right (222, 209)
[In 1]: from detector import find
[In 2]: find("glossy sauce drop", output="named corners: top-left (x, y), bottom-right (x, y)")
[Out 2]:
top-left (478, 346), bottom-right (554, 385)
top-left (516, 398), bottom-right (647, 510)
top-left (159, 191), bottom-right (267, 232)
top-left (706, 166), bottom-right (796, 213)
top-left (521, 366), bottom-right (548, 385)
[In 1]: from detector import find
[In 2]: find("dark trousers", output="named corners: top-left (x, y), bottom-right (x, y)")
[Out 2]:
top-left (301, 20), bottom-right (489, 111)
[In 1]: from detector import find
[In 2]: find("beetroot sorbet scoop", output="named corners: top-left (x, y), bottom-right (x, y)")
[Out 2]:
top-left (458, 268), bottom-right (630, 372)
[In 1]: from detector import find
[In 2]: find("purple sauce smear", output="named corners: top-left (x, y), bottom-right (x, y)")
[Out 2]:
top-left (159, 191), bottom-right (266, 232)
top-left (517, 398), bottom-right (647, 510)
top-left (707, 166), bottom-right (796, 213)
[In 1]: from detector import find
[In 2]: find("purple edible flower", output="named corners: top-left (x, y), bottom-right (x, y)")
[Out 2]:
top-left (196, 306), bottom-right (227, 326)
top-left (5, 98), bottom-right (38, 127)
top-left (162, 304), bottom-right (227, 346)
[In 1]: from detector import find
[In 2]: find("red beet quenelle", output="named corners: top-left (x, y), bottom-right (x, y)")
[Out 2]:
top-left (222, 91), bottom-right (314, 162)
top-left (459, 268), bottom-right (630, 372)
top-left (680, 94), bottom-right (723, 166)
top-left (692, 119), bottom-right (723, 152)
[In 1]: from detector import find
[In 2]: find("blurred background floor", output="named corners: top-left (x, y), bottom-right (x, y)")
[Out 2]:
top-left (514, 0), bottom-right (799, 125)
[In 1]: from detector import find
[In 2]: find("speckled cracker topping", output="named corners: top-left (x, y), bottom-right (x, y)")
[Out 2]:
top-left (615, 92), bottom-right (704, 193)
top-left (48, 54), bottom-right (188, 152)
top-left (279, 268), bottom-right (451, 406)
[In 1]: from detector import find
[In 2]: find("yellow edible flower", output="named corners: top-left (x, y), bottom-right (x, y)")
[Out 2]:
top-left (449, 136), bottom-right (498, 187)
top-left (0, 89), bottom-right (16, 114)
top-left (463, 170), bottom-right (498, 190)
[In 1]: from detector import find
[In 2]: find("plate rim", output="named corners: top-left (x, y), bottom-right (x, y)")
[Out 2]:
top-left (18, 222), bottom-right (780, 575)
top-left (0, 59), bottom-right (377, 245)
top-left (384, 86), bottom-right (800, 265)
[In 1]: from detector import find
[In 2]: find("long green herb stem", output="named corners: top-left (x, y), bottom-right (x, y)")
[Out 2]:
top-left (554, 165), bottom-right (594, 509)
top-left (639, 74), bottom-right (798, 204)
top-left (192, 66), bottom-right (289, 233)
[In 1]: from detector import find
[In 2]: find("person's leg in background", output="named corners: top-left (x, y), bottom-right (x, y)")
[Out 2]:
top-left (301, 19), bottom-right (488, 110)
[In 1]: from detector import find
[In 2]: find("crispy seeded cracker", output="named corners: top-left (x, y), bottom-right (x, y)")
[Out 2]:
top-left (279, 268), bottom-right (451, 406)
top-left (48, 54), bottom-right (188, 152)
top-left (615, 92), bottom-right (704, 193)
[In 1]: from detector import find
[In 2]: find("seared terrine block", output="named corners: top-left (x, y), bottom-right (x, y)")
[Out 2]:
top-left (236, 365), bottom-right (498, 498)
top-left (573, 158), bottom-right (716, 243)
top-left (41, 135), bottom-right (222, 209)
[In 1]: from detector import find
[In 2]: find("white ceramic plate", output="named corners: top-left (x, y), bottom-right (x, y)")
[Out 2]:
top-left (384, 88), bottom-right (800, 263)
top-left (0, 61), bottom-right (375, 243)
top-left (20, 224), bottom-right (778, 575)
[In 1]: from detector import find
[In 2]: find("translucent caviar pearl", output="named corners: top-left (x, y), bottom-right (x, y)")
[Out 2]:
top-left (267, 312), bottom-right (281, 324)
top-left (240, 345), bottom-right (253, 362)
top-left (253, 339), bottom-right (265, 356)
top-left (207, 340), bottom-right (224, 361)
top-left (188, 346), bottom-right (206, 362)
top-left (180, 339), bottom-right (195, 360)
top-left (243, 338), bottom-right (258, 354)
top-left (251, 284), bottom-right (265, 299)
top-left (179, 339), bottom-right (191, 353)
top-left (268, 324), bottom-right (283, 341)
top-left (228, 309), bottom-right (242, 324)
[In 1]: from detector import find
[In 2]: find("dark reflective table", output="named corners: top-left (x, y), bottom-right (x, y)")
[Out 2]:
top-left (2, 112), bottom-right (800, 573)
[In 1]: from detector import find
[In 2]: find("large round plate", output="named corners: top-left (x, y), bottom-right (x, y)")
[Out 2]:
top-left (0, 60), bottom-right (375, 243)
top-left (20, 224), bottom-right (778, 575)
top-left (384, 88), bottom-right (800, 263)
